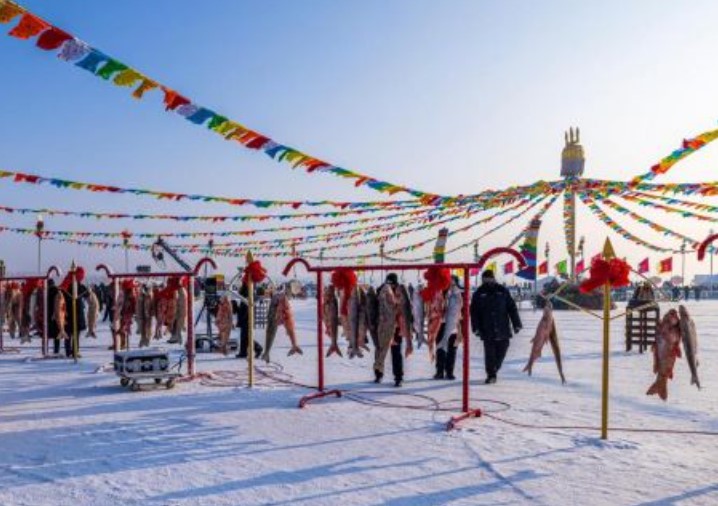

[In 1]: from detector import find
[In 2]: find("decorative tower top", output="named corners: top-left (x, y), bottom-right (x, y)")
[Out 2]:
top-left (561, 127), bottom-right (585, 177)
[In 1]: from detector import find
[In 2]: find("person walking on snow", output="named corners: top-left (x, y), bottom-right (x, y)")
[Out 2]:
top-left (434, 275), bottom-right (463, 380)
top-left (470, 269), bottom-right (522, 384)
top-left (373, 273), bottom-right (412, 387)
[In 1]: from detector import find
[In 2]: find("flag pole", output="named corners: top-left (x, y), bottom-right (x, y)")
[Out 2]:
top-left (601, 238), bottom-right (616, 440)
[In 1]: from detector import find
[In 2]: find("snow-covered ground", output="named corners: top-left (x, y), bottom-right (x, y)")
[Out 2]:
top-left (1, 299), bottom-right (717, 506)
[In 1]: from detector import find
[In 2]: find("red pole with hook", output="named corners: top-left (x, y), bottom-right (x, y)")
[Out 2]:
top-left (42, 279), bottom-right (48, 356)
top-left (112, 278), bottom-right (119, 352)
top-left (462, 267), bottom-right (471, 413)
top-left (186, 275), bottom-right (195, 377)
top-left (317, 271), bottom-right (324, 392)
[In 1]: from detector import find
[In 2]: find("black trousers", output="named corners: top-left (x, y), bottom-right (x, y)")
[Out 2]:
top-left (238, 321), bottom-right (263, 356)
top-left (102, 304), bottom-right (113, 323)
top-left (436, 335), bottom-right (458, 377)
top-left (390, 330), bottom-right (403, 381)
top-left (483, 339), bottom-right (510, 378)
top-left (53, 336), bottom-right (74, 356)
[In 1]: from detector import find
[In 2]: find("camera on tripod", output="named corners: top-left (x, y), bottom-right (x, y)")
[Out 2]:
top-left (203, 274), bottom-right (225, 314)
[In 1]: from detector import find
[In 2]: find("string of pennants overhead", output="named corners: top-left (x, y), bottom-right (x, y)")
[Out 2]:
top-left (0, 0), bottom-right (437, 200)
top-left (3, 1), bottom-right (718, 268)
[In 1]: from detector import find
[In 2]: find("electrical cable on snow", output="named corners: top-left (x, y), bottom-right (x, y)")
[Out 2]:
top-left (247, 363), bottom-right (718, 436)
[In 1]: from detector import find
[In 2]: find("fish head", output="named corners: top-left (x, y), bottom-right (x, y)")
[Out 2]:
top-left (678, 305), bottom-right (690, 320)
top-left (664, 308), bottom-right (680, 327)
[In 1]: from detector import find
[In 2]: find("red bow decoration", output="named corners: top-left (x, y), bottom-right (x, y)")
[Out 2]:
top-left (579, 257), bottom-right (630, 293)
top-left (59, 266), bottom-right (86, 291)
top-left (21, 279), bottom-right (42, 298)
top-left (331, 267), bottom-right (357, 316)
top-left (420, 266), bottom-right (451, 302)
top-left (242, 260), bottom-right (267, 285)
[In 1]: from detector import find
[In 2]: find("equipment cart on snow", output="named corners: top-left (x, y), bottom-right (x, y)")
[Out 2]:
top-left (113, 348), bottom-right (182, 391)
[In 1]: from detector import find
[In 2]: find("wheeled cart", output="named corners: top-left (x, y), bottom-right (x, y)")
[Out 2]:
top-left (114, 349), bottom-right (182, 391)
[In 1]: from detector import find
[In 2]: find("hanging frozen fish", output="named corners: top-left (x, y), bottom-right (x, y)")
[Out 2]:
top-left (0, 286), bottom-right (6, 338)
top-left (118, 283), bottom-right (137, 349)
top-left (153, 287), bottom-right (166, 340)
top-left (547, 317), bottom-right (566, 384)
top-left (19, 284), bottom-right (32, 343)
top-left (54, 290), bottom-right (69, 341)
top-left (425, 291), bottom-right (445, 362)
top-left (86, 289), bottom-right (99, 338)
top-left (439, 283), bottom-right (462, 353)
top-left (678, 305), bottom-right (700, 390)
top-left (216, 294), bottom-right (233, 355)
top-left (358, 287), bottom-right (370, 352)
top-left (141, 286), bottom-right (154, 347)
top-left (277, 292), bottom-right (302, 356)
top-left (347, 287), bottom-right (367, 358)
top-left (172, 284), bottom-right (187, 344)
top-left (365, 286), bottom-right (379, 350)
top-left (33, 287), bottom-right (44, 338)
top-left (523, 302), bottom-right (566, 383)
top-left (10, 287), bottom-right (22, 339)
top-left (397, 284), bottom-right (413, 357)
top-left (339, 289), bottom-right (351, 341)
top-left (411, 287), bottom-right (427, 349)
top-left (647, 309), bottom-right (682, 401)
top-left (262, 292), bottom-right (281, 362)
top-left (323, 285), bottom-right (341, 357)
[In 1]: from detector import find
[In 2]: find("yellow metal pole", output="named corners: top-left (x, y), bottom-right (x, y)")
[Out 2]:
top-left (246, 251), bottom-right (255, 388)
top-left (600, 238), bottom-right (616, 440)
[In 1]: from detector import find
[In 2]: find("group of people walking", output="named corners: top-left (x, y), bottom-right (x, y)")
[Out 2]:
top-left (371, 269), bottom-right (522, 387)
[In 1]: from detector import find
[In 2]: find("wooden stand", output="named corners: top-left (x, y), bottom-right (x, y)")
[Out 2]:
top-left (625, 303), bottom-right (659, 353)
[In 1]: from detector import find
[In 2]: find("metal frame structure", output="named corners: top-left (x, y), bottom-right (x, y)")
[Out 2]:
top-left (282, 247), bottom-right (526, 430)
top-left (95, 257), bottom-right (216, 377)
top-left (0, 265), bottom-right (62, 356)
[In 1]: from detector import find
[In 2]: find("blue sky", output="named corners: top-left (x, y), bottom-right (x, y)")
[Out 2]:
top-left (2, 0), bottom-right (718, 279)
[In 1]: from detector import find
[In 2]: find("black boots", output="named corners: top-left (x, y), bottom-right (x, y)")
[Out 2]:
top-left (374, 369), bottom-right (383, 384)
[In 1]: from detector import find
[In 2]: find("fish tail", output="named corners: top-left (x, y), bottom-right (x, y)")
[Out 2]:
top-left (646, 377), bottom-right (668, 401)
top-left (692, 376), bottom-right (701, 390)
top-left (327, 344), bottom-right (343, 358)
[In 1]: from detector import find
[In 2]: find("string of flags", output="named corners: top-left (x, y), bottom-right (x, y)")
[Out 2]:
top-left (0, 201), bottom-right (432, 223)
top-left (0, 169), bottom-right (421, 211)
top-left (0, 0), bottom-right (436, 200)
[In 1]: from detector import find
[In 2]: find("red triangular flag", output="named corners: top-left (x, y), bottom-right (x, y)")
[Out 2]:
top-left (659, 257), bottom-right (673, 273)
top-left (638, 258), bottom-right (649, 274)
top-left (538, 261), bottom-right (548, 275)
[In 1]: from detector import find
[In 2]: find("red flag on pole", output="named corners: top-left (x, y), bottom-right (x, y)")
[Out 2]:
top-left (659, 257), bottom-right (673, 273)
top-left (503, 261), bottom-right (514, 275)
top-left (538, 261), bottom-right (548, 275)
top-left (638, 258), bottom-right (649, 274)
top-left (576, 259), bottom-right (586, 274)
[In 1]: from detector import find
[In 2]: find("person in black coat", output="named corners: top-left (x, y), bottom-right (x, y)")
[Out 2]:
top-left (47, 280), bottom-right (64, 355)
top-left (470, 269), bottom-right (522, 384)
top-left (231, 282), bottom-right (263, 359)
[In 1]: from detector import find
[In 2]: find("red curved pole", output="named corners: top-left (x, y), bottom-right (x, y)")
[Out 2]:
top-left (192, 257), bottom-right (217, 276)
top-left (697, 234), bottom-right (718, 261)
top-left (477, 247), bottom-right (527, 270)
top-left (282, 257), bottom-right (313, 277)
top-left (95, 264), bottom-right (114, 278)
top-left (46, 265), bottom-right (62, 278)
